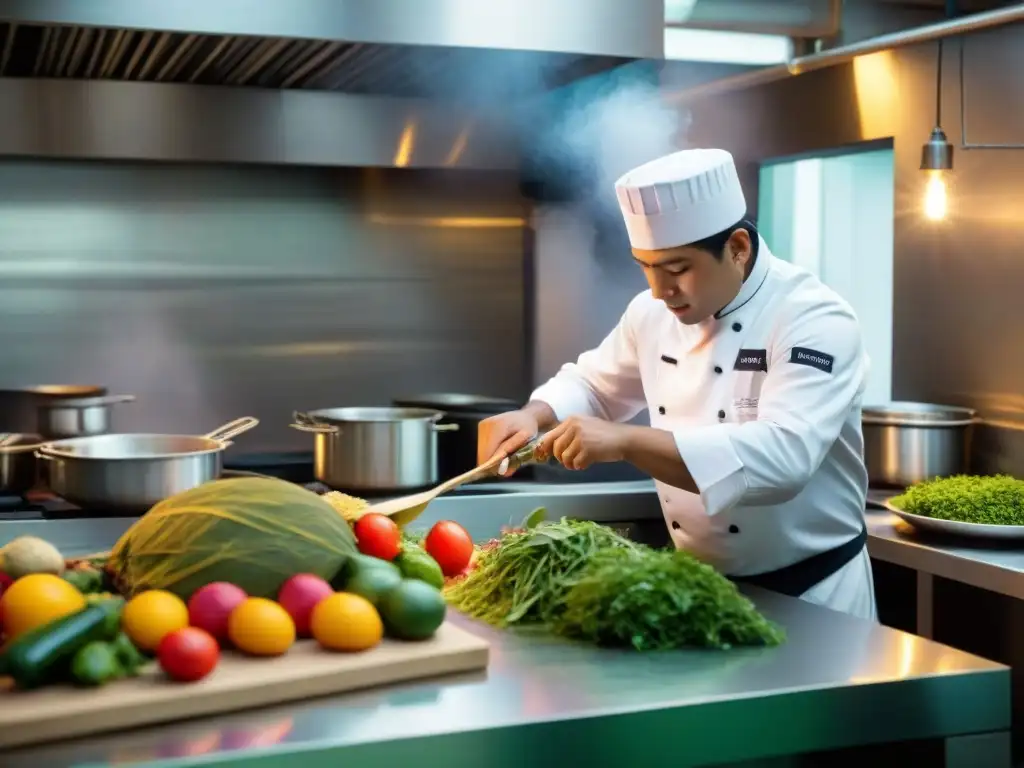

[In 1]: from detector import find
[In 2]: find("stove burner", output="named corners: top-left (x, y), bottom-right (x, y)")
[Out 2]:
top-left (0, 490), bottom-right (137, 521)
top-left (0, 497), bottom-right (59, 519)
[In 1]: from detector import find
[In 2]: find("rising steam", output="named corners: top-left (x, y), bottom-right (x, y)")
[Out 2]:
top-left (523, 62), bottom-right (693, 223)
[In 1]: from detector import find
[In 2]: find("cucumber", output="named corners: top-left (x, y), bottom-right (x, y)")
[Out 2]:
top-left (2, 597), bottom-right (125, 690)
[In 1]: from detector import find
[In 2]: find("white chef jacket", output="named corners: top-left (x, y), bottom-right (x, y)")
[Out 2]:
top-left (531, 240), bottom-right (877, 620)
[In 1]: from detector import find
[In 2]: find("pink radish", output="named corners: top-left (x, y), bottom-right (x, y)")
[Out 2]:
top-left (277, 574), bottom-right (334, 636)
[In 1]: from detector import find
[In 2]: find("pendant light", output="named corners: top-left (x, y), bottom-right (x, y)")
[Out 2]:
top-left (921, 34), bottom-right (954, 220)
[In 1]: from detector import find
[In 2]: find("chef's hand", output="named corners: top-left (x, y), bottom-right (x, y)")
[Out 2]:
top-left (477, 409), bottom-right (540, 467)
top-left (536, 416), bottom-right (627, 471)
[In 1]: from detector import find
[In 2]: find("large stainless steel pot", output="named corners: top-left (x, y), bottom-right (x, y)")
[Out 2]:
top-left (35, 417), bottom-right (259, 513)
top-left (0, 433), bottom-right (45, 495)
top-left (37, 394), bottom-right (136, 439)
top-left (290, 408), bottom-right (458, 492)
top-left (0, 385), bottom-right (108, 434)
top-left (862, 402), bottom-right (977, 488)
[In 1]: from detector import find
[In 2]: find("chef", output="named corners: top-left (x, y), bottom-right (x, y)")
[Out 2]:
top-left (478, 148), bottom-right (876, 620)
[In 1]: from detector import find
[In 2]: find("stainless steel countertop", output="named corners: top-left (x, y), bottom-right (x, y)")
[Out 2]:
top-left (867, 509), bottom-right (1024, 600)
top-left (0, 483), bottom-right (1012, 766)
top-left (2, 589), bottom-right (1008, 768)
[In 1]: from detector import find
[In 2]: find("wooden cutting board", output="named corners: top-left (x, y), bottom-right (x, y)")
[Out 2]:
top-left (0, 620), bottom-right (489, 750)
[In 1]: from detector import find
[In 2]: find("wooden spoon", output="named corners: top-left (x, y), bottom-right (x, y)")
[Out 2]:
top-left (362, 438), bottom-right (542, 528)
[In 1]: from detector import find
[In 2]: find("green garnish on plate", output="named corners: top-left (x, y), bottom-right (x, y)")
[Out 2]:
top-left (890, 474), bottom-right (1024, 526)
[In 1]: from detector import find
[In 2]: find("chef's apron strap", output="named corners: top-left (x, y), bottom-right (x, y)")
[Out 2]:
top-left (735, 524), bottom-right (867, 598)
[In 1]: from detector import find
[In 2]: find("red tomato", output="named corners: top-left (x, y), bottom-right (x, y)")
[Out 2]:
top-left (353, 513), bottom-right (402, 561)
top-left (425, 521), bottom-right (474, 577)
top-left (158, 627), bottom-right (220, 683)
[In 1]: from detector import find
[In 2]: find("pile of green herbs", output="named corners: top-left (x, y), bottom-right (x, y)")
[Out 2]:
top-left (444, 511), bottom-right (784, 651)
top-left (890, 474), bottom-right (1024, 525)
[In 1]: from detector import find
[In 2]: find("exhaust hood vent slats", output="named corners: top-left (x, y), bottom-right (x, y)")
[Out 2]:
top-left (0, 23), bottom-right (625, 102)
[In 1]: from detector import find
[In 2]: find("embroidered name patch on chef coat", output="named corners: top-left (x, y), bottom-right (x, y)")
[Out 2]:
top-left (733, 349), bottom-right (768, 372)
top-left (790, 346), bottom-right (834, 373)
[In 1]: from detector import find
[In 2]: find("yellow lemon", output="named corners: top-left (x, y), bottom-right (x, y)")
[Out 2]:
top-left (311, 592), bottom-right (383, 652)
top-left (227, 598), bottom-right (296, 656)
top-left (1, 574), bottom-right (87, 640)
top-left (122, 589), bottom-right (189, 651)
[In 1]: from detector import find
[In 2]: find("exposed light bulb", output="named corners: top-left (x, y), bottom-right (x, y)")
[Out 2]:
top-left (924, 173), bottom-right (947, 221)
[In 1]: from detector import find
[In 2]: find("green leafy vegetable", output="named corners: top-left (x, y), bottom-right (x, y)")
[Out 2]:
top-left (890, 474), bottom-right (1024, 525)
top-left (552, 548), bottom-right (784, 650)
top-left (523, 507), bottom-right (547, 529)
top-left (445, 517), bottom-right (784, 650)
top-left (444, 518), bottom-right (642, 626)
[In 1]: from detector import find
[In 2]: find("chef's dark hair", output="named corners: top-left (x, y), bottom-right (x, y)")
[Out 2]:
top-left (690, 218), bottom-right (759, 261)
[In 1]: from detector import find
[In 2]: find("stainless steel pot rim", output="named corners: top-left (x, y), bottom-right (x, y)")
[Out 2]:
top-left (862, 402), bottom-right (978, 427)
top-left (37, 434), bottom-right (233, 460)
top-left (0, 385), bottom-right (107, 397)
top-left (38, 394), bottom-right (135, 409)
top-left (304, 407), bottom-right (446, 424)
top-left (36, 417), bottom-right (257, 460)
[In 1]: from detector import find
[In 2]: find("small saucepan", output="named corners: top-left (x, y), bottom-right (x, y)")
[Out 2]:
top-left (37, 394), bottom-right (136, 439)
top-left (36, 417), bottom-right (260, 514)
top-left (0, 385), bottom-right (108, 434)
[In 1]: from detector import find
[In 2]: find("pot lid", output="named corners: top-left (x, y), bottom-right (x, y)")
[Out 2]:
top-left (392, 393), bottom-right (522, 415)
top-left (304, 407), bottom-right (445, 424)
top-left (0, 385), bottom-right (107, 398)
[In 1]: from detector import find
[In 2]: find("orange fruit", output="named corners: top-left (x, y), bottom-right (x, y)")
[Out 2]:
top-left (228, 598), bottom-right (295, 656)
top-left (310, 592), bottom-right (383, 652)
top-left (0, 574), bottom-right (87, 640)
top-left (121, 590), bottom-right (190, 651)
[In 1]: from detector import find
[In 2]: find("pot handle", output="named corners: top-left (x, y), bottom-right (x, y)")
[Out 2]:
top-left (45, 394), bottom-right (137, 409)
top-left (0, 442), bottom-right (44, 455)
top-left (94, 394), bottom-right (137, 406)
top-left (34, 450), bottom-right (54, 461)
top-left (290, 411), bottom-right (340, 434)
top-left (433, 423), bottom-right (460, 432)
top-left (203, 417), bottom-right (260, 442)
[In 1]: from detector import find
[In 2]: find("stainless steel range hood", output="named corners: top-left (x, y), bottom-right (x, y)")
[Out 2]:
top-left (0, 0), bottom-right (665, 97)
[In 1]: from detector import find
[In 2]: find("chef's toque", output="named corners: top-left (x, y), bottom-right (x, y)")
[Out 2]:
top-left (614, 148), bottom-right (747, 251)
